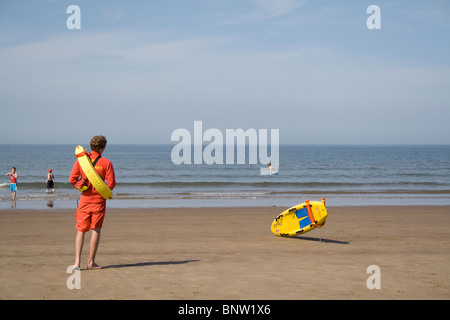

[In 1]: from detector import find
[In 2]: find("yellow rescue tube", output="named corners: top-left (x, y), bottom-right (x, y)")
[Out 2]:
top-left (271, 198), bottom-right (328, 237)
top-left (75, 145), bottom-right (112, 200)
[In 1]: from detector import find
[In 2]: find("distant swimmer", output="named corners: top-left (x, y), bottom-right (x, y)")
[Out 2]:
top-left (268, 162), bottom-right (274, 174)
top-left (46, 169), bottom-right (55, 193)
top-left (5, 167), bottom-right (18, 200)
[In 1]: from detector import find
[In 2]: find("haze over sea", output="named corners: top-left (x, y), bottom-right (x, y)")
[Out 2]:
top-left (1, 144), bottom-right (449, 209)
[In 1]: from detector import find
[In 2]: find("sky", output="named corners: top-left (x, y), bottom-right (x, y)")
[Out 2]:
top-left (0, 0), bottom-right (449, 145)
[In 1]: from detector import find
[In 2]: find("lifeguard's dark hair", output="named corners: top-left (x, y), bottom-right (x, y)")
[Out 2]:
top-left (90, 135), bottom-right (107, 152)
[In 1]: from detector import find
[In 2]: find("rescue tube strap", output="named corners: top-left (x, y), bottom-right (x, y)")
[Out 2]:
top-left (75, 151), bottom-right (88, 158)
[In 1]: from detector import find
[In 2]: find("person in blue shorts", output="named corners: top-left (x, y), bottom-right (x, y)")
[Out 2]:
top-left (6, 167), bottom-right (18, 199)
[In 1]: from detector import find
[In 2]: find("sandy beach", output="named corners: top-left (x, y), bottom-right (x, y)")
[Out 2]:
top-left (0, 205), bottom-right (449, 300)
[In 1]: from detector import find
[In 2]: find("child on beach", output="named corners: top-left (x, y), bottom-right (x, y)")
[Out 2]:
top-left (46, 169), bottom-right (55, 193)
top-left (69, 136), bottom-right (116, 270)
top-left (5, 167), bottom-right (18, 200)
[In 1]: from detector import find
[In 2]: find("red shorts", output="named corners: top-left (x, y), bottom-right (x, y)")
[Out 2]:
top-left (75, 201), bottom-right (106, 232)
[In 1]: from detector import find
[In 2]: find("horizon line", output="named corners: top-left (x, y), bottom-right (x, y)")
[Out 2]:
top-left (1, 143), bottom-right (449, 146)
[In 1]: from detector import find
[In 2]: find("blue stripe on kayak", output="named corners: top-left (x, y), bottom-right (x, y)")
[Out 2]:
top-left (299, 217), bottom-right (311, 229)
top-left (295, 208), bottom-right (308, 219)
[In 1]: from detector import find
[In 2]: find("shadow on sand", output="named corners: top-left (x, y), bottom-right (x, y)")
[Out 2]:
top-left (290, 236), bottom-right (350, 245)
top-left (103, 260), bottom-right (200, 269)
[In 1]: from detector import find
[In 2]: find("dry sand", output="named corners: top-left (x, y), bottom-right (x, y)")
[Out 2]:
top-left (0, 205), bottom-right (449, 300)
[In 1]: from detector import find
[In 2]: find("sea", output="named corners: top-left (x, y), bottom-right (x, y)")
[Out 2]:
top-left (0, 144), bottom-right (449, 209)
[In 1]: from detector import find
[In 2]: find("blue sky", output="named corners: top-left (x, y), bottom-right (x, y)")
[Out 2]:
top-left (1, 0), bottom-right (449, 144)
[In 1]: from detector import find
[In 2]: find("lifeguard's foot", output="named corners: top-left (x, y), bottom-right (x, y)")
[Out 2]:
top-left (87, 263), bottom-right (103, 270)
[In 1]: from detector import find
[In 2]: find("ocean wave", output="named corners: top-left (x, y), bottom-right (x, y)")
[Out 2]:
top-left (2, 190), bottom-right (449, 203)
top-left (6, 180), bottom-right (450, 192)
top-left (118, 181), bottom-right (450, 188)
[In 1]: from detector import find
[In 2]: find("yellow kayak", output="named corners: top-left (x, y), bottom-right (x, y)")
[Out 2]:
top-left (271, 198), bottom-right (327, 237)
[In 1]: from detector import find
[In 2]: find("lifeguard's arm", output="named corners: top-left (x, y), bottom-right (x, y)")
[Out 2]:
top-left (69, 161), bottom-right (81, 188)
top-left (105, 162), bottom-right (116, 191)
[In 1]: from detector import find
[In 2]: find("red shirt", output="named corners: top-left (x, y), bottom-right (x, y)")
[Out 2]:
top-left (10, 172), bottom-right (17, 184)
top-left (69, 151), bottom-right (116, 203)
